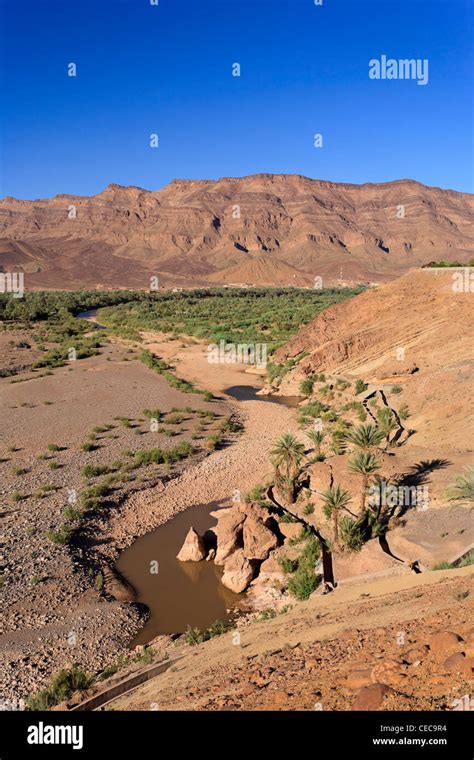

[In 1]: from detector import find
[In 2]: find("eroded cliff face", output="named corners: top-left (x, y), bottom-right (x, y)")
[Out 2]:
top-left (1, 174), bottom-right (473, 288)
top-left (269, 269), bottom-right (474, 451)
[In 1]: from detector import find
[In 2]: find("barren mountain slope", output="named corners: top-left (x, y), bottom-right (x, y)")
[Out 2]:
top-left (1, 175), bottom-right (473, 288)
top-left (273, 268), bottom-right (474, 450)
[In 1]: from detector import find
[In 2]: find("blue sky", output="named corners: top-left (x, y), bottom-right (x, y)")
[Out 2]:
top-left (1, 0), bottom-right (473, 199)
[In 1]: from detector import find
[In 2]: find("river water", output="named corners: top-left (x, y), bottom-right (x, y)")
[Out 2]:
top-left (116, 502), bottom-right (243, 646)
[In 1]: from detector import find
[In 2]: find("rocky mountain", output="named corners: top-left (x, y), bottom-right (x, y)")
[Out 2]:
top-left (1, 174), bottom-right (473, 289)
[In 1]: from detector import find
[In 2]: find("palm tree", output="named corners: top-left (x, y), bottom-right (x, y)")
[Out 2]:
top-left (270, 433), bottom-right (306, 503)
top-left (321, 484), bottom-right (352, 549)
top-left (345, 423), bottom-right (384, 451)
top-left (376, 408), bottom-right (398, 446)
top-left (348, 451), bottom-right (381, 517)
top-left (308, 429), bottom-right (325, 457)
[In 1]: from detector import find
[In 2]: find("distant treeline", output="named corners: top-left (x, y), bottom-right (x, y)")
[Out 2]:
top-left (424, 260), bottom-right (474, 268)
top-left (0, 290), bottom-right (141, 324)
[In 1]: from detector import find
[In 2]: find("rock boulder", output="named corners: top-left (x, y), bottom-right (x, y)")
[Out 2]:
top-left (176, 527), bottom-right (207, 562)
top-left (221, 550), bottom-right (254, 593)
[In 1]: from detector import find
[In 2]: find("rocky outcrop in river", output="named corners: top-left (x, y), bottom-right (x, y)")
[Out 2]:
top-left (176, 501), bottom-right (285, 594)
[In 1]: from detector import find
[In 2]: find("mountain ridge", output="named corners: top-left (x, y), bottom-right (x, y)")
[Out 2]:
top-left (1, 174), bottom-right (473, 289)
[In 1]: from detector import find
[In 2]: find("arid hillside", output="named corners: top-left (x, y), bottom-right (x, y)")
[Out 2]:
top-left (1, 175), bottom-right (473, 289)
top-left (273, 268), bottom-right (474, 451)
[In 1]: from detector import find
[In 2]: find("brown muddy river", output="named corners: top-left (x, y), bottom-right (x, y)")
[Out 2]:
top-left (116, 502), bottom-right (242, 646)
top-left (224, 384), bottom-right (302, 407)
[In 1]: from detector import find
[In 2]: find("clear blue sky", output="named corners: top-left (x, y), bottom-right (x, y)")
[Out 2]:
top-left (1, 0), bottom-right (473, 199)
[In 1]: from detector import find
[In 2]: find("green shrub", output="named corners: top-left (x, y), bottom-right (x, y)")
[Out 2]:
top-left (279, 556), bottom-right (298, 573)
top-left (258, 608), bottom-right (277, 620)
top-left (355, 379), bottom-right (368, 395)
top-left (299, 377), bottom-right (315, 396)
top-left (398, 404), bottom-right (410, 420)
top-left (46, 525), bottom-right (73, 545)
top-left (164, 412), bottom-right (185, 425)
top-left (27, 665), bottom-right (94, 710)
top-left (288, 570), bottom-right (319, 600)
top-left (81, 442), bottom-right (97, 452)
top-left (83, 464), bottom-right (108, 478)
top-left (184, 619), bottom-right (234, 646)
top-left (63, 505), bottom-right (83, 522)
top-left (143, 408), bottom-right (161, 420)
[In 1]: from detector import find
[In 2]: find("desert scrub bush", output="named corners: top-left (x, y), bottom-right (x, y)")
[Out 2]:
top-left (82, 462), bottom-right (121, 479)
top-left (12, 466), bottom-right (28, 476)
top-left (391, 385), bottom-right (403, 394)
top-left (63, 505), bottom-right (83, 522)
top-left (11, 491), bottom-right (27, 502)
top-left (82, 464), bottom-right (108, 478)
top-left (258, 608), bottom-right (277, 620)
top-left (164, 412), bottom-right (185, 425)
top-left (303, 502), bottom-right (315, 515)
top-left (221, 415), bottom-right (244, 434)
top-left (289, 526), bottom-right (313, 545)
top-left (47, 443), bottom-right (63, 452)
top-left (27, 665), bottom-right (94, 710)
top-left (299, 376), bottom-right (315, 396)
top-left (297, 400), bottom-right (329, 427)
top-left (398, 404), bottom-right (410, 420)
top-left (267, 362), bottom-right (289, 384)
top-left (431, 561), bottom-right (452, 571)
top-left (244, 483), bottom-right (268, 504)
top-left (135, 646), bottom-right (154, 665)
top-left (81, 442), bottom-right (97, 452)
top-left (95, 572), bottom-right (104, 591)
top-left (447, 466), bottom-right (474, 503)
top-left (287, 568), bottom-right (319, 601)
top-left (204, 433), bottom-right (222, 450)
top-left (46, 524), bottom-right (73, 545)
top-left (143, 408), bottom-right (161, 420)
top-left (279, 556), bottom-right (298, 573)
top-left (158, 427), bottom-right (178, 437)
top-left (185, 619), bottom-right (234, 646)
top-left (133, 441), bottom-right (193, 467)
top-left (197, 410), bottom-right (216, 419)
top-left (287, 535), bottom-right (321, 601)
top-left (279, 513), bottom-right (297, 523)
top-left (354, 379), bottom-right (368, 395)
top-left (48, 461), bottom-right (62, 470)
top-left (35, 484), bottom-right (57, 498)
